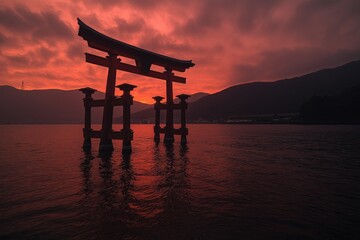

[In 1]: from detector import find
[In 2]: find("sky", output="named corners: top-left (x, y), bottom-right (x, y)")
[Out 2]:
top-left (0, 0), bottom-right (360, 103)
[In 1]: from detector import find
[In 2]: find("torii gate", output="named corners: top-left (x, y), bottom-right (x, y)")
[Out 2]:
top-left (77, 18), bottom-right (194, 153)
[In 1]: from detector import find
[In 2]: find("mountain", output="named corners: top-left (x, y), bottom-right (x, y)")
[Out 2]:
top-left (0, 86), bottom-right (150, 124)
top-left (300, 84), bottom-right (360, 123)
top-left (2, 59), bottom-right (359, 124)
top-left (187, 59), bottom-right (360, 121)
top-left (174, 92), bottom-right (209, 103)
top-left (130, 92), bottom-right (210, 123)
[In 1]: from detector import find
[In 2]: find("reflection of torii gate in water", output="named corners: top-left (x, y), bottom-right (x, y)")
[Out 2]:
top-left (77, 18), bottom-right (195, 154)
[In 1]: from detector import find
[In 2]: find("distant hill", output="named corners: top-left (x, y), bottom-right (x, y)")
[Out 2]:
top-left (300, 84), bottom-right (360, 123)
top-left (130, 92), bottom-right (210, 123)
top-left (187, 59), bottom-right (360, 121)
top-left (174, 92), bottom-right (209, 103)
top-left (2, 59), bottom-right (359, 124)
top-left (0, 86), bottom-right (150, 124)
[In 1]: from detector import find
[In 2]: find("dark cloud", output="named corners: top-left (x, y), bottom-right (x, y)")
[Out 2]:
top-left (13, 70), bottom-right (78, 82)
top-left (66, 42), bottom-right (85, 60)
top-left (77, 13), bottom-right (101, 30)
top-left (138, 33), bottom-right (195, 57)
top-left (127, 0), bottom-right (162, 9)
top-left (79, 15), bottom-right (148, 47)
top-left (233, 0), bottom-right (282, 32)
top-left (0, 5), bottom-right (73, 42)
top-left (82, 0), bottom-right (161, 10)
top-left (175, 0), bottom-right (282, 37)
top-left (174, 0), bottom-right (360, 47)
top-left (296, 0), bottom-right (339, 16)
top-left (0, 5), bottom-right (36, 32)
top-left (38, 47), bottom-right (56, 60)
top-left (6, 54), bottom-right (31, 66)
top-left (99, 15), bottom-right (197, 58)
top-left (177, 4), bottom-right (223, 36)
top-left (282, 0), bottom-right (358, 41)
top-left (0, 58), bottom-right (8, 74)
top-left (231, 48), bottom-right (360, 84)
top-left (0, 32), bottom-right (5, 44)
top-left (13, 70), bottom-right (59, 79)
top-left (32, 13), bottom-right (73, 41)
top-left (4, 46), bottom-right (57, 68)
top-left (168, 0), bottom-right (360, 87)
top-left (114, 17), bottom-right (146, 36)
top-left (0, 33), bottom-right (21, 48)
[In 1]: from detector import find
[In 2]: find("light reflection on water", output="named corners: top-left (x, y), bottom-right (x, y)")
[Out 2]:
top-left (0, 124), bottom-right (360, 239)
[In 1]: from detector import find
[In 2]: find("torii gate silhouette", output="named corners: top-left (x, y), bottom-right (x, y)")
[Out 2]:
top-left (77, 18), bottom-right (195, 154)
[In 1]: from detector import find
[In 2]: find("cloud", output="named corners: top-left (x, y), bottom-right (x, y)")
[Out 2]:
top-left (231, 48), bottom-right (360, 83)
top-left (3, 46), bottom-right (56, 69)
top-left (82, 0), bottom-right (163, 10)
top-left (66, 42), bottom-right (85, 60)
top-left (174, 0), bottom-right (282, 37)
top-left (0, 0), bottom-right (360, 102)
top-left (0, 5), bottom-right (73, 42)
top-left (114, 17), bottom-right (146, 35)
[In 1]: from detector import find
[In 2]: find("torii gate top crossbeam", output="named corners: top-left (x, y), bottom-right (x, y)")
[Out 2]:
top-left (77, 18), bottom-right (194, 73)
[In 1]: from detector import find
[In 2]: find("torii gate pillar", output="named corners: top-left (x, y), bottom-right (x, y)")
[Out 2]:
top-left (153, 96), bottom-right (164, 143)
top-left (99, 54), bottom-right (119, 151)
top-left (79, 87), bottom-right (96, 150)
top-left (164, 69), bottom-right (175, 143)
top-left (119, 83), bottom-right (137, 154)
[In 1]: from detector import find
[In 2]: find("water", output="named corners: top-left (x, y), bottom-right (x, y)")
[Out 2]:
top-left (0, 124), bottom-right (359, 239)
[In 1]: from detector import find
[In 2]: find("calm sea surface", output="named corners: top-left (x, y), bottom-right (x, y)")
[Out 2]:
top-left (0, 124), bottom-right (359, 240)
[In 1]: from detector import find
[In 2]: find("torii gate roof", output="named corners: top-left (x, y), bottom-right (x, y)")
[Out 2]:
top-left (78, 18), bottom-right (195, 72)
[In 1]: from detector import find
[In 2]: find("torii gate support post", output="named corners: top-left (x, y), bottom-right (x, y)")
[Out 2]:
top-left (117, 84), bottom-right (137, 154)
top-left (79, 87), bottom-right (96, 150)
top-left (99, 53), bottom-right (119, 151)
top-left (177, 94), bottom-right (190, 145)
top-left (164, 69), bottom-right (175, 144)
top-left (153, 96), bottom-right (164, 143)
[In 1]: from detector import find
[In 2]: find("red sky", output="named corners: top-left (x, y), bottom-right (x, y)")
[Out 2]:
top-left (1, 0), bottom-right (360, 103)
